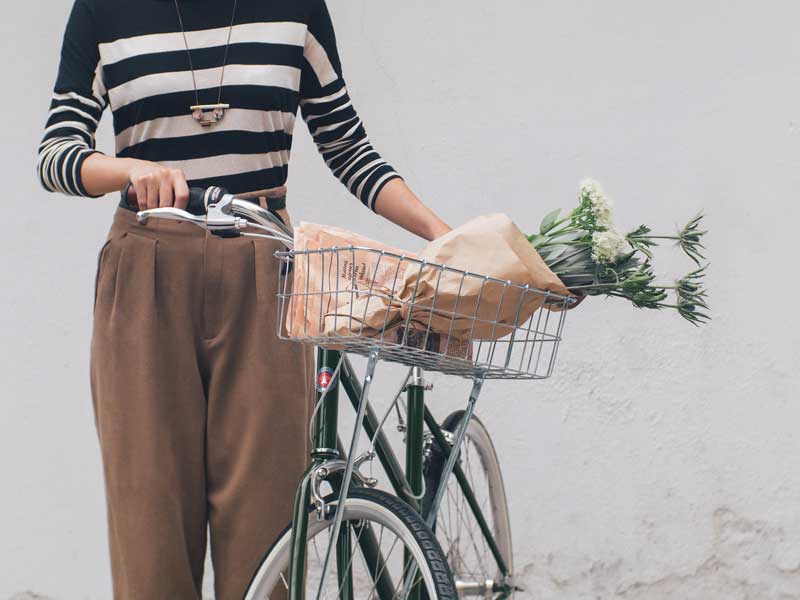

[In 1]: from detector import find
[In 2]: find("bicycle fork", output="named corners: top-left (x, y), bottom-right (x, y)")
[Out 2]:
top-left (288, 348), bottom-right (382, 600)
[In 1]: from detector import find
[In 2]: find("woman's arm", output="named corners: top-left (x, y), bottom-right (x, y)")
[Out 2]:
top-left (299, 0), bottom-right (450, 240)
top-left (39, 0), bottom-right (189, 209)
top-left (373, 178), bottom-right (451, 241)
top-left (37, 0), bottom-right (107, 198)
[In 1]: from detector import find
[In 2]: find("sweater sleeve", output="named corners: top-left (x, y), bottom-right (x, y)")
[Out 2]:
top-left (37, 0), bottom-right (108, 197)
top-left (299, 0), bottom-right (403, 211)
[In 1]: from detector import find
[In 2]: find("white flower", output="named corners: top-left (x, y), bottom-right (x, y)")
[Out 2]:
top-left (580, 178), bottom-right (615, 229)
top-left (579, 178), bottom-right (599, 196)
top-left (591, 228), bottom-right (628, 264)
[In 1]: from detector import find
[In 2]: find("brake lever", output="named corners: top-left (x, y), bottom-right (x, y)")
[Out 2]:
top-left (136, 197), bottom-right (247, 235)
top-left (207, 195), bottom-right (248, 236)
top-left (137, 207), bottom-right (206, 227)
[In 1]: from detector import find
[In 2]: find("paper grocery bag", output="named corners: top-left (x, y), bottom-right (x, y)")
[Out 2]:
top-left (287, 222), bottom-right (413, 338)
top-left (287, 215), bottom-right (570, 345)
top-left (398, 213), bottom-right (570, 340)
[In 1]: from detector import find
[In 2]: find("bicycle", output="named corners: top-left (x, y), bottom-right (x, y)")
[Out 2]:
top-left (132, 185), bottom-right (574, 599)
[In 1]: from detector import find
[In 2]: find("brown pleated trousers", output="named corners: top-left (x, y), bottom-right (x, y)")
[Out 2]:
top-left (90, 206), bottom-right (313, 599)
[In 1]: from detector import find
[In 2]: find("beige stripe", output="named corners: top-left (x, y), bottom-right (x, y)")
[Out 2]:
top-left (299, 86), bottom-right (347, 106)
top-left (303, 32), bottom-right (338, 87)
top-left (156, 151), bottom-right (289, 181)
top-left (99, 22), bottom-right (308, 66)
top-left (108, 64), bottom-right (302, 109)
top-left (52, 91), bottom-right (102, 110)
top-left (312, 115), bottom-right (359, 136)
top-left (304, 99), bottom-right (352, 122)
top-left (115, 109), bottom-right (297, 152)
top-left (49, 105), bottom-right (99, 125)
top-left (44, 121), bottom-right (92, 136)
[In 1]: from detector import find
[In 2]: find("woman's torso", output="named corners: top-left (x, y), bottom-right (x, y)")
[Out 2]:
top-left (93, 0), bottom-right (315, 193)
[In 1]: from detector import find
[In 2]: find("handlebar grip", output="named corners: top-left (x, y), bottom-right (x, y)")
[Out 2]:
top-left (123, 182), bottom-right (229, 216)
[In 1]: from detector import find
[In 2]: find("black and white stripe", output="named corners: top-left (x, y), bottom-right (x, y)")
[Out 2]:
top-left (38, 66), bottom-right (108, 197)
top-left (37, 0), bottom-right (402, 210)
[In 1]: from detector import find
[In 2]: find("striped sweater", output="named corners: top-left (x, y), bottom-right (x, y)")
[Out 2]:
top-left (37, 0), bottom-right (402, 211)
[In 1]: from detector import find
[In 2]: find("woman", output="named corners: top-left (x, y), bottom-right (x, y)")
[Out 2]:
top-left (37, 0), bottom-right (451, 598)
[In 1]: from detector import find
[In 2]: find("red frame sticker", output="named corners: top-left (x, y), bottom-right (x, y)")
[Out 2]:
top-left (316, 367), bottom-right (336, 392)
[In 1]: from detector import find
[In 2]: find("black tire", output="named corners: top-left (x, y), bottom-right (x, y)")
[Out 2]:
top-left (244, 487), bottom-right (458, 600)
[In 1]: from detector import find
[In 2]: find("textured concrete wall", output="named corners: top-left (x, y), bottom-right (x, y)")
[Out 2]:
top-left (3, 0), bottom-right (799, 598)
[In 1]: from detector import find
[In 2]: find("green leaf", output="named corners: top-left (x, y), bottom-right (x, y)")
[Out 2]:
top-left (558, 230), bottom-right (585, 243)
top-left (542, 244), bottom-right (568, 261)
top-left (539, 208), bottom-right (562, 234)
top-left (527, 233), bottom-right (548, 248)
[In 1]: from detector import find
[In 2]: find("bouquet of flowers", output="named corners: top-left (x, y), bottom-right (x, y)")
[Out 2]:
top-left (528, 179), bottom-right (709, 325)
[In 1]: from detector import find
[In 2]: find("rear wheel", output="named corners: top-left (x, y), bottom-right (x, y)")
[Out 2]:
top-left (424, 413), bottom-right (514, 598)
top-left (244, 487), bottom-right (458, 600)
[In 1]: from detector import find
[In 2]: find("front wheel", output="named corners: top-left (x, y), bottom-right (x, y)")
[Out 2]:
top-left (244, 487), bottom-right (458, 600)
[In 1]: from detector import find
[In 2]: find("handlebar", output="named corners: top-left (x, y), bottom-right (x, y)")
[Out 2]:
top-left (123, 182), bottom-right (227, 216)
top-left (125, 181), bottom-right (294, 246)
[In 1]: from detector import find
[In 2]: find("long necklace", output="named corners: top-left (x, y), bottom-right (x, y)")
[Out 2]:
top-left (173, 0), bottom-right (239, 127)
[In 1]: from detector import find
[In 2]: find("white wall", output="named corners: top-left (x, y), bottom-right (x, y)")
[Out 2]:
top-left (2, 1), bottom-right (799, 598)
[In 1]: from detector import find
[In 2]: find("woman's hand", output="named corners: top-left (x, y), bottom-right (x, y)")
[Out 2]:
top-left (128, 161), bottom-right (190, 210)
top-left (80, 154), bottom-right (189, 208)
top-left (566, 291), bottom-right (586, 310)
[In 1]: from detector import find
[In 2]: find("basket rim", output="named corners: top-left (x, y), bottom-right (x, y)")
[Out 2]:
top-left (274, 245), bottom-right (577, 305)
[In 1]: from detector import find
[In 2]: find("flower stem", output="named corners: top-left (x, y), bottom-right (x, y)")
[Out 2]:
top-left (546, 215), bottom-right (574, 232)
top-left (564, 283), bottom-right (621, 290)
top-left (552, 272), bottom-right (597, 278)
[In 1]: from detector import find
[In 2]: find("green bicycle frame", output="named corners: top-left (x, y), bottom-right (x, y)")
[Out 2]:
top-left (286, 348), bottom-right (509, 600)
top-left (287, 348), bottom-right (340, 599)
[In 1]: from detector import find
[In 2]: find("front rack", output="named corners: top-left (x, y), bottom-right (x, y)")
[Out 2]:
top-left (276, 246), bottom-right (573, 380)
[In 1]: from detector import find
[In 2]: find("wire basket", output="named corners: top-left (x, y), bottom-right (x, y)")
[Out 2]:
top-left (275, 246), bottom-right (573, 380)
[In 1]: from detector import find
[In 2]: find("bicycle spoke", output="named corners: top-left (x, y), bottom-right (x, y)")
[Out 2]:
top-left (303, 518), bottom-right (419, 600)
top-left (360, 523), bottom-right (387, 600)
top-left (364, 533), bottom-right (402, 600)
top-left (393, 552), bottom-right (424, 600)
top-left (334, 522), bottom-right (367, 600)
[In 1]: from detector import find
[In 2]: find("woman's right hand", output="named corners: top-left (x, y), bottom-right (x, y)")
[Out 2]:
top-left (127, 160), bottom-right (190, 210)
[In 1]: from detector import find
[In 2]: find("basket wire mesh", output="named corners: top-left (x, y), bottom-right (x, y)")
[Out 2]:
top-left (276, 246), bottom-right (572, 380)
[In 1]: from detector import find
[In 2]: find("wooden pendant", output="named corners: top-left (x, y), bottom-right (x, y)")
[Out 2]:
top-left (191, 103), bottom-right (230, 127)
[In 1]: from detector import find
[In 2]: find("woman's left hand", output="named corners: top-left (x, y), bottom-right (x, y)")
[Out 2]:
top-left (566, 291), bottom-right (586, 310)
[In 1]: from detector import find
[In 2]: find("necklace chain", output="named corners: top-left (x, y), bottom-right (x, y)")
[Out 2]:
top-left (173, 0), bottom-right (239, 113)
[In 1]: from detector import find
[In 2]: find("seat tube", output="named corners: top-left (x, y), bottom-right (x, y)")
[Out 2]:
top-left (405, 366), bottom-right (426, 600)
top-left (405, 366), bottom-right (426, 512)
